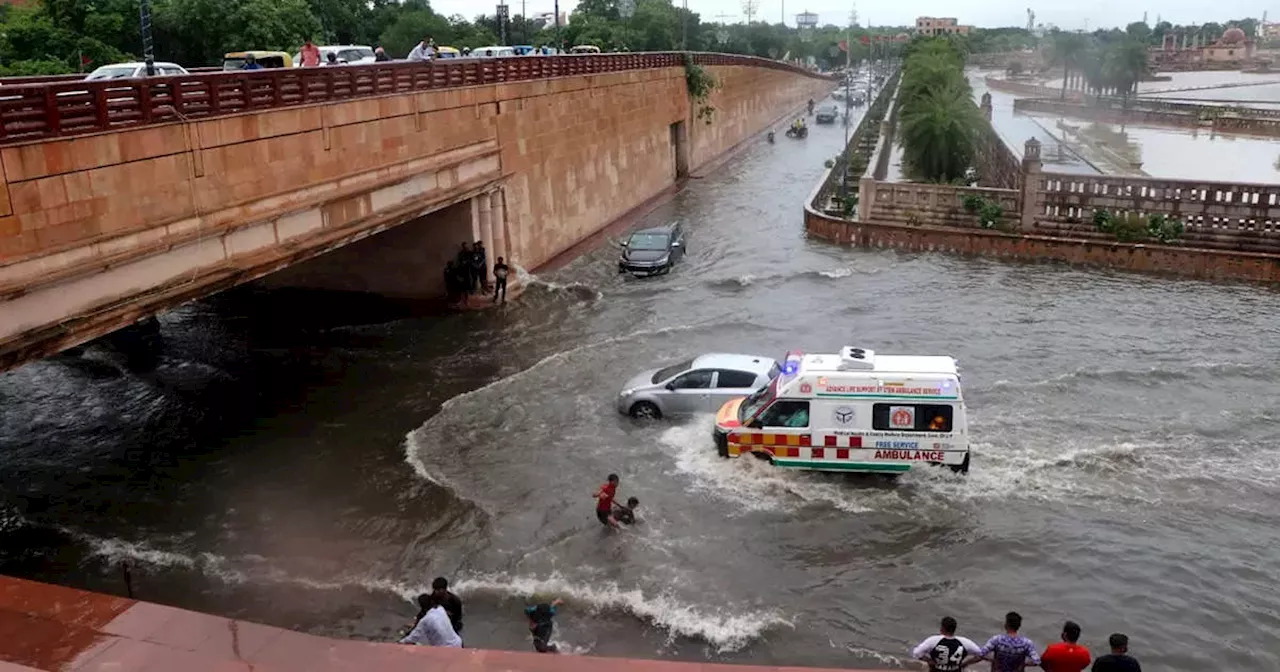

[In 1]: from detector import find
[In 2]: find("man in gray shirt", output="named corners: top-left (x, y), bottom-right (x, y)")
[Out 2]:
top-left (407, 36), bottom-right (436, 62)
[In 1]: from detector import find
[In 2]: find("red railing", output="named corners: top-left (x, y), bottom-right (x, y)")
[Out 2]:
top-left (0, 53), bottom-right (831, 145)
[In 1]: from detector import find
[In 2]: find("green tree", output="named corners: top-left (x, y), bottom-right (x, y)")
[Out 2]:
top-left (377, 9), bottom-right (449, 56)
top-left (1124, 21), bottom-right (1151, 43)
top-left (1049, 31), bottom-right (1087, 99)
top-left (896, 37), bottom-right (981, 183)
top-left (153, 0), bottom-right (320, 65)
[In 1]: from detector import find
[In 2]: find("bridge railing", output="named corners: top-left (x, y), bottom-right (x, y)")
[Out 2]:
top-left (0, 53), bottom-right (830, 145)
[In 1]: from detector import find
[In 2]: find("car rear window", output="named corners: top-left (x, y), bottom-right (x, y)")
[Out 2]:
top-left (652, 359), bottom-right (694, 384)
top-left (716, 370), bottom-right (759, 388)
top-left (628, 233), bottom-right (669, 250)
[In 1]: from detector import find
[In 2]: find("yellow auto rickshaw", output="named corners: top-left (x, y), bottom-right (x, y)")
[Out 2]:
top-left (435, 46), bottom-right (461, 59)
top-left (222, 51), bottom-right (294, 70)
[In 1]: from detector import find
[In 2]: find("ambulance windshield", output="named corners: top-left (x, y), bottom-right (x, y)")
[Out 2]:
top-left (739, 378), bottom-right (777, 423)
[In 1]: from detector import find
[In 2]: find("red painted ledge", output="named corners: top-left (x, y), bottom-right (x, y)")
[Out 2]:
top-left (0, 575), bottom-right (886, 672)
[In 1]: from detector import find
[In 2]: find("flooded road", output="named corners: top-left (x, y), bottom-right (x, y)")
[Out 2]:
top-left (4, 95), bottom-right (1280, 671)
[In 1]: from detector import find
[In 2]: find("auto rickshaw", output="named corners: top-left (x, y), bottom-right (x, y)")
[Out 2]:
top-left (435, 46), bottom-right (462, 59)
top-left (570, 45), bottom-right (602, 54)
top-left (222, 51), bottom-right (293, 70)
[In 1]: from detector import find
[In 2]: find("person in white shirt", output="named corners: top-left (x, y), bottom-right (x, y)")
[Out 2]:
top-left (912, 616), bottom-right (982, 672)
top-left (406, 36), bottom-right (436, 62)
top-left (399, 594), bottom-right (461, 648)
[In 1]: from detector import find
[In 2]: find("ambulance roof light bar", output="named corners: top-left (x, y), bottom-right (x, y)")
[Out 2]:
top-left (838, 346), bottom-right (875, 371)
top-left (780, 350), bottom-right (804, 376)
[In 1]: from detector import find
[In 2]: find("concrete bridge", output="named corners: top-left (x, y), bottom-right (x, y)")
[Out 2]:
top-left (0, 54), bottom-right (832, 371)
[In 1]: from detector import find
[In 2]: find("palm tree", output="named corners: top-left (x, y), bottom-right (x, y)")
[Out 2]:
top-left (1050, 32), bottom-right (1086, 100)
top-left (898, 82), bottom-right (981, 183)
top-left (1104, 40), bottom-right (1150, 106)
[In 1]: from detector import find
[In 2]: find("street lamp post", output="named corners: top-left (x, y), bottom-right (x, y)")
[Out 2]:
top-left (139, 0), bottom-right (155, 76)
top-left (681, 0), bottom-right (688, 50)
top-left (839, 9), bottom-right (853, 207)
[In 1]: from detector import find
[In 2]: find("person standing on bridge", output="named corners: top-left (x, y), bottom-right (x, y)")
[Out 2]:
top-left (300, 39), bottom-right (321, 67)
top-left (240, 54), bottom-right (263, 70)
top-left (375, 46), bottom-right (392, 62)
top-left (493, 256), bottom-right (509, 303)
top-left (408, 36), bottom-right (437, 62)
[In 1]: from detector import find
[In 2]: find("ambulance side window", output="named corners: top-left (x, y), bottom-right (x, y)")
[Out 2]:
top-left (755, 400), bottom-right (810, 428)
top-left (871, 404), bottom-right (953, 432)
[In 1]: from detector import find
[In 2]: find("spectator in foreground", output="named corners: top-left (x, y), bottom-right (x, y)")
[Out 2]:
top-left (1091, 633), bottom-right (1141, 672)
top-left (399, 593), bottom-right (461, 647)
top-left (492, 256), bottom-right (509, 303)
top-left (1042, 621), bottom-right (1091, 672)
top-left (300, 39), bottom-right (321, 67)
top-left (965, 612), bottom-right (1039, 671)
top-left (912, 616), bottom-right (981, 672)
top-left (526, 598), bottom-right (564, 653)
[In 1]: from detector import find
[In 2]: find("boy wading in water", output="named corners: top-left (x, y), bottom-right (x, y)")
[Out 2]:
top-left (526, 598), bottom-right (564, 653)
top-left (594, 474), bottom-right (619, 527)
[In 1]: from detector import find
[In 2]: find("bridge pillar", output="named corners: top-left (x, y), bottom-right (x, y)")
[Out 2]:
top-left (490, 189), bottom-right (509, 268)
top-left (476, 194), bottom-right (495, 282)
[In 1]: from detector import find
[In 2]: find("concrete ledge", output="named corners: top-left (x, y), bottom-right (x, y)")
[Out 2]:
top-left (0, 575), bottom-right (884, 672)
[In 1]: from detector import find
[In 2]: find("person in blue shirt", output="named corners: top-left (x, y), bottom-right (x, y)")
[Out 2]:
top-left (241, 54), bottom-right (263, 70)
top-left (525, 598), bottom-right (564, 653)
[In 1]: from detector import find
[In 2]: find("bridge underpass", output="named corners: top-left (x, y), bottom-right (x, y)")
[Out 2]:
top-left (0, 54), bottom-right (835, 372)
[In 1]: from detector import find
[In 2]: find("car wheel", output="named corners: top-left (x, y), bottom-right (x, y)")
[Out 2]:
top-left (715, 433), bottom-right (729, 458)
top-left (950, 453), bottom-right (970, 475)
top-left (629, 402), bottom-right (661, 419)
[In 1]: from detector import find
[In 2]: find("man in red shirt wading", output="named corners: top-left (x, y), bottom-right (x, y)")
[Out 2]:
top-left (1042, 621), bottom-right (1091, 672)
top-left (594, 474), bottom-right (619, 528)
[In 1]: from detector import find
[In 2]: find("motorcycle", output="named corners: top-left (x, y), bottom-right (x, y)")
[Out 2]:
top-left (784, 126), bottom-right (808, 139)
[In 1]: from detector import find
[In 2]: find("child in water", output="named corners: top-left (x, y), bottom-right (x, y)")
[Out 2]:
top-left (526, 598), bottom-right (565, 653)
top-left (613, 496), bottom-right (640, 525)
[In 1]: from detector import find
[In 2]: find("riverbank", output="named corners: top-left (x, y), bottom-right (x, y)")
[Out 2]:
top-left (0, 575), bottom-right (886, 672)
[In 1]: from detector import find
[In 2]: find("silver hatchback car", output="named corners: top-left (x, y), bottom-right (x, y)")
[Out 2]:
top-left (617, 353), bottom-right (780, 419)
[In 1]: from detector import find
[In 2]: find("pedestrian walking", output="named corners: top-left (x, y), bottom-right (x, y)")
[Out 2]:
top-left (1091, 634), bottom-right (1141, 672)
top-left (525, 598), bottom-right (564, 653)
top-left (968, 612), bottom-right (1040, 672)
top-left (470, 240), bottom-right (487, 294)
top-left (492, 256), bottom-right (509, 303)
top-left (912, 616), bottom-right (981, 672)
top-left (1042, 621), bottom-right (1091, 672)
top-left (300, 39), bottom-right (321, 67)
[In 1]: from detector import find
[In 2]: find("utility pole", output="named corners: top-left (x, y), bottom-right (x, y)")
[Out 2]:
top-left (743, 0), bottom-right (757, 24)
top-left (521, 0), bottom-right (527, 44)
top-left (840, 2), bottom-right (855, 206)
top-left (554, 0), bottom-right (561, 50)
top-left (139, 0), bottom-right (155, 76)
top-left (682, 0), bottom-right (688, 50)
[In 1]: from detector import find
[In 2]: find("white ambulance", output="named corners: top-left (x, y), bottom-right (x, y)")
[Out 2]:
top-left (711, 347), bottom-right (969, 474)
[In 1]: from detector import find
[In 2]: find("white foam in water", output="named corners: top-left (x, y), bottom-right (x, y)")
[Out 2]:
top-left (454, 572), bottom-right (791, 653)
top-left (403, 322), bottom-right (710, 484)
top-left (513, 266), bottom-right (604, 301)
top-left (658, 416), bottom-right (893, 514)
top-left (817, 267), bottom-right (854, 279)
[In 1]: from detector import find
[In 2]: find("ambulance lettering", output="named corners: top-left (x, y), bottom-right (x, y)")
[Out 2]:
top-left (874, 440), bottom-right (917, 449)
top-left (873, 449), bottom-right (946, 461)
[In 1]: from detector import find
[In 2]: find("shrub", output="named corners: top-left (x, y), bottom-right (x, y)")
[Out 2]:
top-left (961, 194), bottom-right (984, 212)
top-left (978, 200), bottom-right (1004, 229)
top-left (1146, 214), bottom-right (1185, 243)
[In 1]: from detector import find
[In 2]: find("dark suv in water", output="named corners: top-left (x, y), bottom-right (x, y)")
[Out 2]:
top-left (618, 222), bottom-right (686, 276)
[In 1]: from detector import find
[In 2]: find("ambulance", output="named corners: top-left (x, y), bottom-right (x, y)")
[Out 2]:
top-left (712, 347), bottom-right (970, 474)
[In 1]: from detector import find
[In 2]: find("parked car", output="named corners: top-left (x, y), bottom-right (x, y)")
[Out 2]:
top-left (472, 46), bottom-right (516, 58)
top-left (84, 62), bottom-right (189, 80)
top-left (293, 45), bottom-right (375, 65)
top-left (618, 221), bottom-right (686, 276)
top-left (617, 354), bottom-right (780, 418)
top-left (815, 104), bottom-right (839, 123)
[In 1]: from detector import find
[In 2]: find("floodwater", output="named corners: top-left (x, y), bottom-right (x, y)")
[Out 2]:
top-left (4, 93), bottom-right (1280, 672)
top-left (984, 69), bottom-right (1280, 182)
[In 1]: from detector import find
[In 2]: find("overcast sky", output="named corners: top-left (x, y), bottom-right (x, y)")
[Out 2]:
top-left (429, 0), bottom-right (1272, 32)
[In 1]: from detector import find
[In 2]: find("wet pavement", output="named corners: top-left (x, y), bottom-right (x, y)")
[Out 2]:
top-left (3, 82), bottom-right (1280, 672)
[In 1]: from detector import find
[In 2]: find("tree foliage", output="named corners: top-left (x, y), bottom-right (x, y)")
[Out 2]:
top-left (896, 37), bottom-right (981, 183)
